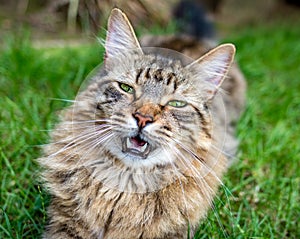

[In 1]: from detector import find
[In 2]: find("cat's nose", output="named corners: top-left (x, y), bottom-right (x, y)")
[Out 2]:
top-left (133, 112), bottom-right (153, 128)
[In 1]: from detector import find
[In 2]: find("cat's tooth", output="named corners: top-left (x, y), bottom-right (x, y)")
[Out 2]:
top-left (141, 143), bottom-right (148, 152)
top-left (126, 137), bottom-right (133, 149)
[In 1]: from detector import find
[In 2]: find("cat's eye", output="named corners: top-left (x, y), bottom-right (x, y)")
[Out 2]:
top-left (167, 100), bottom-right (187, 108)
top-left (119, 83), bottom-right (134, 94)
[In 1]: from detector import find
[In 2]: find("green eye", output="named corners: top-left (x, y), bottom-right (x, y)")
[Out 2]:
top-left (168, 100), bottom-right (187, 108)
top-left (119, 83), bottom-right (134, 94)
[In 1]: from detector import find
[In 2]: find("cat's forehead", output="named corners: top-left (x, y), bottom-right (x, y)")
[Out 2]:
top-left (136, 53), bottom-right (187, 75)
top-left (132, 57), bottom-right (188, 96)
top-left (136, 66), bottom-right (183, 85)
top-left (108, 53), bottom-right (189, 84)
top-left (100, 51), bottom-right (198, 101)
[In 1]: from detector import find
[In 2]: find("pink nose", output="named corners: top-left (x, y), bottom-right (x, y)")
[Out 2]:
top-left (133, 112), bottom-right (153, 128)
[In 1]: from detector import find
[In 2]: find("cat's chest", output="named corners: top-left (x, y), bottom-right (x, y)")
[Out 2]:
top-left (74, 175), bottom-right (207, 238)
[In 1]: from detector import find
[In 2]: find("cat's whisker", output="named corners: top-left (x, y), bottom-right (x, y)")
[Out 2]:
top-left (66, 126), bottom-right (115, 148)
top-left (171, 142), bottom-right (233, 238)
top-left (76, 130), bottom-right (114, 152)
top-left (171, 146), bottom-right (208, 185)
top-left (47, 121), bottom-right (116, 132)
top-left (180, 144), bottom-right (222, 189)
top-left (168, 141), bottom-right (221, 198)
top-left (76, 132), bottom-right (116, 166)
top-left (170, 146), bottom-right (229, 236)
top-left (48, 132), bottom-right (99, 157)
top-left (51, 124), bottom-right (112, 131)
top-left (161, 145), bottom-right (191, 220)
top-left (172, 148), bottom-right (223, 223)
top-left (172, 138), bottom-right (205, 163)
top-left (59, 119), bottom-right (112, 125)
top-left (54, 129), bottom-right (116, 167)
top-left (47, 125), bottom-right (115, 146)
top-left (209, 143), bottom-right (238, 161)
top-left (161, 140), bottom-right (214, 195)
top-left (48, 126), bottom-right (115, 158)
top-left (48, 98), bottom-right (77, 103)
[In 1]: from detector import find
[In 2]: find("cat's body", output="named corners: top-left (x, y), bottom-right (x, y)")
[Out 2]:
top-left (39, 7), bottom-right (245, 239)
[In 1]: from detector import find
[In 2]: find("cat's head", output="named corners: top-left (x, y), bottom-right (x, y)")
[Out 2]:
top-left (76, 8), bottom-right (235, 169)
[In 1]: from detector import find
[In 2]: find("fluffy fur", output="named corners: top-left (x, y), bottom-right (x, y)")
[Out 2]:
top-left (39, 8), bottom-right (245, 239)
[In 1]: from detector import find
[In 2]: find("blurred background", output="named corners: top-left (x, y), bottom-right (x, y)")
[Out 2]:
top-left (1, 1), bottom-right (300, 239)
top-left (1, 0), bottom-right (300, 42)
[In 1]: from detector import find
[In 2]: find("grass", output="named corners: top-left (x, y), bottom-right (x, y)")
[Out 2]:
top-left (0, 20), bottom-right (300, 238)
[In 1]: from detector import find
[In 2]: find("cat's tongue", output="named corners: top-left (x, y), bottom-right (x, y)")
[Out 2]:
top-left (130, 136), bottom-right (146, 147)
top-left (123, 135), bottom-right (150, 158)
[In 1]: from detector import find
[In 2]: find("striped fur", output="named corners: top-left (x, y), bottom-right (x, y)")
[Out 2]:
top-left (39, 8), bottom-right (240, 239)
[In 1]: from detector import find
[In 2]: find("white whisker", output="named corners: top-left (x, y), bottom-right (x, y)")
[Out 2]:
top-left (48, 98), bottom-right (77, 103)
top-left (161, 145), bottom-right (190, 220)
top-left (48, 125), bottom-right (115, 158)
top-left (61, 119), bottom-right (111, 125)
top-left (75, 131), bottom-right (115, 167)
top-left (47, 125), bottom-right (114, 145)
top-left (168, 138), bottom-right (233, 238)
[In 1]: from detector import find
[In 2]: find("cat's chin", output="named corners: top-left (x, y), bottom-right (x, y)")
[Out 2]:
top-left (121, 135), bottom-right (151, 159)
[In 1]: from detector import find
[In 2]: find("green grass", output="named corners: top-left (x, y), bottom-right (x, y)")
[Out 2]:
top-left (1, 21), bottom-right (300, 238)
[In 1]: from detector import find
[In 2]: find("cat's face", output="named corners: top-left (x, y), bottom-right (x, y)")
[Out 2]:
top-left (92, 53), bottom-right (212, 168)
top-left (74, 9), bottom-right (235, 169)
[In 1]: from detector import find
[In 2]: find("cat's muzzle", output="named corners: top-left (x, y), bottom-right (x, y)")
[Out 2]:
top-left (122, 134), bottom-right (151, 159)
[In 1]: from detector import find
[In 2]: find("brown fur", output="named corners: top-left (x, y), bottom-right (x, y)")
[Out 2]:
top-left (39, 8), bottom-right (245, 239)
top-left (141, 35), bottom-right (247, 157)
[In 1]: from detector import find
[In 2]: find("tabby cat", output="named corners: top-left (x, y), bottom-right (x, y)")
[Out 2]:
top-left (39, 8), bottom-right (245, 239)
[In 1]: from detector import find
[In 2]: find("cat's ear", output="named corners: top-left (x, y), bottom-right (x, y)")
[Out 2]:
top-left (186, 44), bottom-right (235, 100)
top-left (105, 8), bottom-right (142, 64)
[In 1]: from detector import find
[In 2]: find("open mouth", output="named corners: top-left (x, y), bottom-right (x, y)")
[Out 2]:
top-left (122, 134), bottom-right (151, 159)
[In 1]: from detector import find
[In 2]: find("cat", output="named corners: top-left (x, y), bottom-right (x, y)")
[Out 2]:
top-left (39, 7), bottom-right (245, 239)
